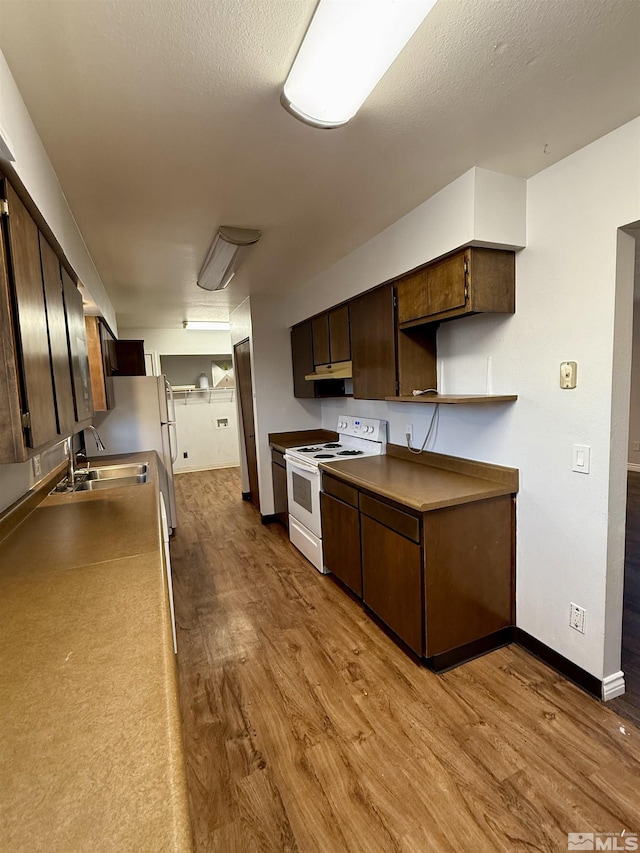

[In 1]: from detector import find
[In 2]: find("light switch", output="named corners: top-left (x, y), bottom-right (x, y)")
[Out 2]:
top-left (560, 361), bottom-right (577, 389)
top-left (572, 444), bottom-right (590, 474)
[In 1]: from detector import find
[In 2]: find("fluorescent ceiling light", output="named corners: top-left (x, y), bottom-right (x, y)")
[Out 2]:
top-left (197, 226), bottom-right (262, 291)
top-left (282, 0), bottom-right (437, 129)
top-left (183, 321), bottom-right (231, 331)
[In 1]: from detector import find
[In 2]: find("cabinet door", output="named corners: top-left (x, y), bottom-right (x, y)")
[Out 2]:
top-left (397, 269), bottom-right (429, 324)
top-left (351, 284), bottom-right (396, 400)
top-left (114, 339), bottom-right (146, 375)
top-left (361, 514), bottom-right (423, 654)
top-left (272, 457), bottom-right (288, 528)
top-left (427, 252), bottom-right (467, 317)
top-left (291, 321), bottom-right (316, 398)
top-left (100, 320), bottom-right (117, 409)
top-left (329, 305), bottom-right (350, 363)
top-left (4, 183), bottom-right (57, 449)
top-left (312, 313), bottom-right (330, 366)
top-left (39, 236), bottom-right (75, 436)
top-left (62, 269), bottom-right (93, 423)
top-left (0, 217), bottom-right (24, 462)
top-left (321, 491), bottom-right (362, 596)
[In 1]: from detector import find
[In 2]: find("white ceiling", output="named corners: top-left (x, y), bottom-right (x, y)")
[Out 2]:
top-left (0, 0), bottom-right (639, 329)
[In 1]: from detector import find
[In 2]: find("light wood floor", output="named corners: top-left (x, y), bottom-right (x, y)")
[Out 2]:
top-left (171, 468), bottom-right (640, 852)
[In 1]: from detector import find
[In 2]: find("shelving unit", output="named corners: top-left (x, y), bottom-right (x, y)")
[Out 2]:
top-left (385, 394), bottom-right (517, 404)
top-left (172, 387), bottom-right (235, 404)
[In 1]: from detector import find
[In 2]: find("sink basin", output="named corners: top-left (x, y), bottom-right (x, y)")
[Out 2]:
top-left (83, 463), bottom-right (149, 480)
top-left (50, 463), bottom-right (150, 494)
top-left (73, 474), bottom-right (148, 491)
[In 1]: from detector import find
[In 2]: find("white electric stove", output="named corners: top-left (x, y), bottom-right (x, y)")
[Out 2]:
top-left (284, 415), bottom-right (387, 573)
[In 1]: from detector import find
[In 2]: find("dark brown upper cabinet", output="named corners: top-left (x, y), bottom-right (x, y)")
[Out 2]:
top-left (397, 247), bottom-right (515, 328)
top-left (312, 305), bottom-right (351, 366)
top-left (39, 235), bottom-right (76, 437)
top-left (291, 320), bottom-right (316, 399)
top-left (3, 181), bottom-right (58, 450)
top-left (0, 178), bottom-right (94, 463)
top-left (114, 339), bottom-right (146, 376)
top-left (86, 315), bottom-right (117, 411)
top-left (350, 284), bottom-right (397, 400)
top-left (350, 284), bottom-right (437, 400)
top-left (62, 268), bottom-right (93, 424)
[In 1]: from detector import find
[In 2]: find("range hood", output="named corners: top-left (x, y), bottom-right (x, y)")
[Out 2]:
top-left (305, 360), bottom-right (353, 381)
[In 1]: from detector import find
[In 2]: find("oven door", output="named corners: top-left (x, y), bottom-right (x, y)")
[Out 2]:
top-left (284, 455), bottom-right (322, 538)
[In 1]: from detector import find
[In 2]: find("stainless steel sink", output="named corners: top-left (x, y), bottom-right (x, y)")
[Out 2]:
top-left (83, 463), bottom-right (148, 480)
top-left (50, 463), bottom-right (150, 494)
top-left (73, 474), bottom-right (149, 490)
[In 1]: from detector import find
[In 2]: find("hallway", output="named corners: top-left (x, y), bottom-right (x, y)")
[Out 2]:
top-left (170, 468), bottom-right (640, 852)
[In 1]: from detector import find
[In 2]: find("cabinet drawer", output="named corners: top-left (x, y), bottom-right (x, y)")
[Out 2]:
top-left (359, 493), bottom-right (420, 543)
top-left (271, 448), bottom-right (286, 468)
top-left (322, 473), bottom-right (358, 508)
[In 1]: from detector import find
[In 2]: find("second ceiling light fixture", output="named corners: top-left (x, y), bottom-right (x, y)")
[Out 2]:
top-left (282, 0), bottom-right (437, 129)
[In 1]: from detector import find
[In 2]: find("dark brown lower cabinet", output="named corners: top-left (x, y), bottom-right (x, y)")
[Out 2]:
top-left (271, 449), bottom-right (288, 529)
top-left (321, 491), bottom-right (362, 596)
top-left (320, 470), bottom-right (515, 669)
top-left (361, 514), bottom-right (422, 655)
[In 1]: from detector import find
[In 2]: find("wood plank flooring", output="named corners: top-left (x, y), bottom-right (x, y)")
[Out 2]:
top-left (610, 472), bottom-right (640, 726)
top-left (171, 468), bottom-right (640, 852)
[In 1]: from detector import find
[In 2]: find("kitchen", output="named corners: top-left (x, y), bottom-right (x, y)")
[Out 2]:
top-left (1, 0), bottom-right (640, 850)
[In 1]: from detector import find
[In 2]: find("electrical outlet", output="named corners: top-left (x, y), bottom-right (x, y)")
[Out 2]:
top-left (633, 441), bottom-right (640, 452)
top-left (405, 424), bottom-right (413, 443)
top-left (183, 451), bottom-right (188, 459)
top-left (32, 454), bottom-right (41, 478)
top-left (570, 603), bottom-right (586, 634)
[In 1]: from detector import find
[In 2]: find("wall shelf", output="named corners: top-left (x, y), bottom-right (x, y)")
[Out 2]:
top-left (385, 394), bottom-right (517, 405)
top-left (172, 387), bottom-right (235, 404)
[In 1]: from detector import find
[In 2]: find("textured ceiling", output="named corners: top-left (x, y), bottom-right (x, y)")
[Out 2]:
top-left (0, 0), bottom-right (639, 328)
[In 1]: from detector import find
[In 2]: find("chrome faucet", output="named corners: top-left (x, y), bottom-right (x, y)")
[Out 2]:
top-left (65, 427), bottom-right (106, 487)
top-left (85, 425), bottom-right (106, 452)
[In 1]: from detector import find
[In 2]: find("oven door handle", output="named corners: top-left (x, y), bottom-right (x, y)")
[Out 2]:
top-left (284, 455), bottom-right (320, 476)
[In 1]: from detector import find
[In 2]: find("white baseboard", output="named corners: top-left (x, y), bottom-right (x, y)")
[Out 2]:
top-left (627, 463), bottom-right (640, 472)
top-left (174, 462), bottom-right (240, 474)
top-left (602, 670), bottom-right (626, 701)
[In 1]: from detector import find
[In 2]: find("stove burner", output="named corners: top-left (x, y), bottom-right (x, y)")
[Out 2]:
top-left (314, 453), bottom-right (336, 459)
top-left (337, 450), bottom-right (364, 456)
top-left (298, 446), bottom-right (323, 452)
top-left (323, 443), bottom-right (342, 448)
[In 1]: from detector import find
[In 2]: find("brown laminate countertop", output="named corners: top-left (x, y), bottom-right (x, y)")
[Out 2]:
top-left (320, 450), bottom-right (518, 513)
top-left (0, 451), bottom-right (192, 852)
top-left (269, 429), bottom-right (339, 454)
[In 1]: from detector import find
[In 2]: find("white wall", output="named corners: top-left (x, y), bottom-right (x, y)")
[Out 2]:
top-left (172, 394), bottom-right (239, 473)
top-left (117, 326), bottom-right (239, 472)
top-left (119, 327), bottom-right (232, 357)
top-left (0, 441), bottom-right (67, 514)
top-left (230, 296), bottom-right (321, 511)
top-left (0, 50), bottom-right (115, 330)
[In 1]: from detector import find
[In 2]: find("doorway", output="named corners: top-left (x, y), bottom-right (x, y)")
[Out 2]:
top-left (234, 338), bottom-right (260, 509)
top-left (610, 229), bottom-right (640, 724)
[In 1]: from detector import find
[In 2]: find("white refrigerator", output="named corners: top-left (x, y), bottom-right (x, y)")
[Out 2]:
top-left (87, 375), bottom-right (178, 531)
